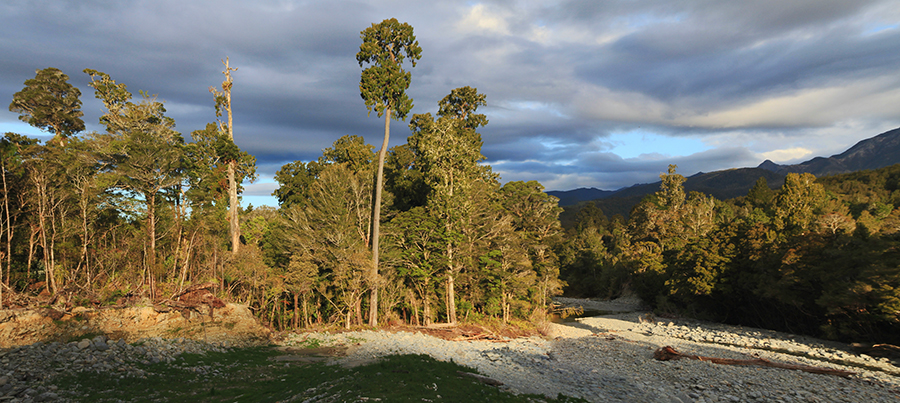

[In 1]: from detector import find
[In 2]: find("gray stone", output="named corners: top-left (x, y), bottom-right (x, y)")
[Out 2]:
top-left (76, 339), bottom-right (91, 350)
top-left (93, 340), bottom-right (109, 352)
top-left (34, 392), bottom-right (59, 402)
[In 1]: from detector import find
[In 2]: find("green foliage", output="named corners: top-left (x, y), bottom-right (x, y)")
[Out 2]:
top-left (2, 62), bottom-right (563, 331)
top-left (185, 123), bottom-right (257, 210)
top-left (9, 67), bottom-right (85, 140)
top-left (357, 18), bottom-right (422, 120)
top-left (384, 144), bottom-right (428, 210)
top-left (272, 160), bottom-right (320, 208)
top-left (437, 86), bottom-right (488, 129)
top-left (558, 162), bottom-right (900, 344)
top-left (321, 134), bottom-right (374, 173)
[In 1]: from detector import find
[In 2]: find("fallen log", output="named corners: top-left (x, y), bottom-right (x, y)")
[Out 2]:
top-left (653, 346), bottom-right (856, 378)
top-left (456, 371), bottom-right (504, 386)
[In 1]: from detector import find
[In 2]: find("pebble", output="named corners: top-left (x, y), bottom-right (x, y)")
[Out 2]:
top-left (2, 296), bottom-right (898, 403)
top-left (279, 297), bottom-right (900, 403)
top-left (0, 336), bottom-right (234, 402)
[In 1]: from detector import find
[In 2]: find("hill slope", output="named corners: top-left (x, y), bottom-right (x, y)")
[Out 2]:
top-left (760, 127), bottom-right (900, 177)
top-left (553, 127), bottom-right (900, 223)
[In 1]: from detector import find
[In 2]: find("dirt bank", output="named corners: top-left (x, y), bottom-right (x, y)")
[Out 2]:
top-left (0, 302), bottom-right (271, 348)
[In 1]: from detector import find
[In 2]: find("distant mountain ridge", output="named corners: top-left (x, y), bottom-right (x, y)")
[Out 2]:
top-left (549, 126), bottom-right (900, 223)
top-left (758, 127), bottom-right (900, 177)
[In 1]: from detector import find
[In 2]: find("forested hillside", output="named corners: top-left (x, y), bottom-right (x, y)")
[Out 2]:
top-left (4, 21), bottom-right (898, 346)
top-left (1, 20), bottom-right (565, 330)
top-left (557, 164), bottom-right (900, 344)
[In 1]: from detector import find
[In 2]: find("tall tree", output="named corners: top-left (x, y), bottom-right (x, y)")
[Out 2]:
top-left (209, 58), bottom-right (242, 256)
top-left (85, 69), bottom-right (185, 299)
top-left (409, 87), bottom-right (489, 324)
top-left (0, 133), bottom-right (37, 299)
top-left (9, 68), bottom-right (85, 144)
top-left (16, 140), bottom-right (66, 294)
top-left (357, 18), bottom-right (422, 326)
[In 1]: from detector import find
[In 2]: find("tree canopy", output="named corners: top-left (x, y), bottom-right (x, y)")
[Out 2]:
top-left (9, 67), bottom-right (85, 141)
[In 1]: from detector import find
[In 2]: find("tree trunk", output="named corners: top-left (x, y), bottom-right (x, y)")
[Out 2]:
top-left (369, 107), bottom-right (390, 327)
top-left (0, 158), bottom-right (6, 308)
top-left (447, 274), bottom-right (457, 325)
top-left (293, 292), bottom-right (299, 329)
top-left (222, 57), bottom-right (241, 257)
top-left (27, 224), bottom-right (36, 279)
top-left (355, 295), bottom-right (363, 326)
top-left (424, 290), bottom-right (432, 326)
top-left (302, 294), bottom-right (310, 328)
top-left (178, 234), bottom-right (192, 295)
top-left (228, 161), bottom-right (239, 256)
top-left (502, 291), bottom-right (510, 324)
top-left (80, 199), bottom-right (90, 288)
top-left (147, 193), bottom-right (157, 300)
top-left (36, 173), bottom-right (55, 294)
top-left (1, 157), bottom-right (8, 288)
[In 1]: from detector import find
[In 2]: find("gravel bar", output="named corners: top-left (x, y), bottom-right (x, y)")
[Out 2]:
top-left (283, 297), bottom-right (900, 402)
top-left (1, 296), bottom-right (898, 402)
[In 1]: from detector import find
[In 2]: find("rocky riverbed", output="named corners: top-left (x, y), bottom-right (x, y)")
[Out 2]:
top-left (284, 296), bottom-right (900, 402)
top-left (1, 297), bottom-right (898, 402)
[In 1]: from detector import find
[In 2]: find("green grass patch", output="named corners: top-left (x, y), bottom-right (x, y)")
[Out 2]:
top-left (52, 346), bottom-right (585, 402)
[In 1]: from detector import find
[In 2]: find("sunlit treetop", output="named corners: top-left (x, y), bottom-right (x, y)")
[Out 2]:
top-left (356, 18), bottom-right (422, 120)
top-left (9, 67), bottom-right (85, 140)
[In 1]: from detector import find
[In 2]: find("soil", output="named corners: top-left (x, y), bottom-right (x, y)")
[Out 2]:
top-left (0, 301), bottom-right (271, 348)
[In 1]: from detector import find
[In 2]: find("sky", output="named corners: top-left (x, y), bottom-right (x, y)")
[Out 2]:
top-left (2, 0), bottom-right (899, 208)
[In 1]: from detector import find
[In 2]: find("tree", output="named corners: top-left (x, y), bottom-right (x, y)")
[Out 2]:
top-left (209, 57), bottom-right (243, 256)
top-left (384, 144), bottom-right (428, 211)
top-left (16, 140), bottom-right (66, 294)
top-left (9, 68), bottom-right (85, 143)
top-left (281, 163), bottom-right (373, 329)
top-left (357, 18), bottom-right (422, 326)
top-left (273, 135), bottom-right (372, 209)
top-left (437, 86), bottom-right (487, 129)
top-left (408, 87), bottom-right (490, 324)
top-left (85, 69), bottom-right (185, 299)
top-left (0, 133), bottom-right (37, 298)
top-left (775, 173), bottom-right (827, 235)
top-left (184, 123), bottom-right (256, 222)
top-left (387, 206), bottom-right (444, 325)
top-left (499, 180), bottom-right (564, 308)
top-left (273, 160), bottom-right (321, 208)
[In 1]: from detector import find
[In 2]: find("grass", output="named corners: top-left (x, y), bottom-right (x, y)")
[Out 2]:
top-left (53, 346), bottom-right (586, 402)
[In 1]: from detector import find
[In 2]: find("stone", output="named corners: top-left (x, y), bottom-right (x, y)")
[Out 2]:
top-left (93, 340), bottom-right (109, 352)
top-left (34, 391), bottom-right (59, 402)
top-left (76, 339), bottom-right (91, 350)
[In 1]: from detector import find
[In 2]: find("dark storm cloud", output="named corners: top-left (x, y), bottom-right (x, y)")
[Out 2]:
top-left (2, 0), bottom-right (899, 200)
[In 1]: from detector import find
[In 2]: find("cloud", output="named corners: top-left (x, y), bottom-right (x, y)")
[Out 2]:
top-left (2, 0), bottom-right (899, 205)
top-left (761, 148), bottom-right (814, 162)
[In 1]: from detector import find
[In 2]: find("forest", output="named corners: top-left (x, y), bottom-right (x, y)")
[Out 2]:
top-left (3, 18), bottom-right (899, 345)
top-left (560, 164), bottom-right (900, 344)
top-left (1, 20), bottom-right (564, 331)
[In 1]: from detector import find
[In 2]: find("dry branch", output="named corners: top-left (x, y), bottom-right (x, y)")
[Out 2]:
top-left (653, 346), bottom-right (856, 378)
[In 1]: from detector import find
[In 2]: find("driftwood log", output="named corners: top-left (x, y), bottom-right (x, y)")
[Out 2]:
top-left (456, 371), bottom-right (504, 386)
top-left (165, 283), bottom-right (225, 317)
top-left (653, 346), bottom-right (856, 378)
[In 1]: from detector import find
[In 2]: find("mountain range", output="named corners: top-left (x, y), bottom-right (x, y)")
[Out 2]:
top-left (549, 127), bottom-right (900, 222)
